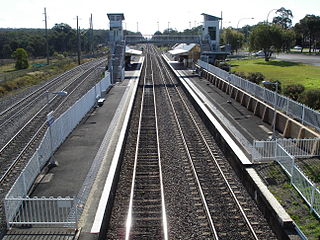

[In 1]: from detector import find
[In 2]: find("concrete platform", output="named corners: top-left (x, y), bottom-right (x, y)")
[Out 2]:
top-left (2, 58), bottom-right (143, 240)
top-left (163, 55), bottom-right (296, 238)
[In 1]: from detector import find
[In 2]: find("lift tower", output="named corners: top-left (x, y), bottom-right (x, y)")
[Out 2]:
top-left (107, 13), bottom-right (125, 83)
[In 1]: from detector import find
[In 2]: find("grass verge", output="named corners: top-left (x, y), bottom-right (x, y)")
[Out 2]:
top-left (229, 58), bottom-right (320, 90)
top-left (0, 60), bottom-right (78, 97)
top-left (255, 162), bottom-right (320, 239)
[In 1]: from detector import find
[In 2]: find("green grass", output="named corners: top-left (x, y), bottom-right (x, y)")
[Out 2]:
top-left (229, 58), bottom-right (320, 90)
top-left (0, 61), bottom-right (78, 97)
top-left (256, 162), bottom-right (320, 240)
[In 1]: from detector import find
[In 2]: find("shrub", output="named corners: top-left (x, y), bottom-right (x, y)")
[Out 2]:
top-left (12, 48), bottom-right (29, 70)
top-left (247, 72), bottom-right (265, 84)
top-left (301, 89), bottom-right (320, 110)
top-left (263, 80), bottom-right (282, 93)
top-left (233, 71), bottom-right (247, 79)
top-left (283, 84), bottom-right (305, 101)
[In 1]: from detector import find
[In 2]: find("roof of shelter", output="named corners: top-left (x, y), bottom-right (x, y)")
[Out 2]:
top-left (107, 13), bottom-right (125, 20)
top-left (125, 46), bottom-right (142, 56)
top-left (168, 43), bottom-right (197, 55)
top-left (201, 13), bottom-right (222, 21)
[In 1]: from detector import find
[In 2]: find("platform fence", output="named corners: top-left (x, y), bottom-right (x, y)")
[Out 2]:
top-left (197, 60), bottom-right (320, 132)
top-left (5, 72), bottom-right (111, 228)
top-left (252, 138), bottom-right (320, 218)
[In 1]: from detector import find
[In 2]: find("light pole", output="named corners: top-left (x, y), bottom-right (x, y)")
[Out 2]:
top-left (237, 17), bottom-right (254, 29)
top-left (46, 90), bottom-right (68, 167)
top-left (262, 81), bottom-right (278, 139)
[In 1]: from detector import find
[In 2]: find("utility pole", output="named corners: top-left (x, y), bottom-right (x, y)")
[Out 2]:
top-left (44, 8), bottom-right (49, 65)
top-left (89, 14), bottom-right (94, 55)
top-left (76, 16), bottom-right (81, 65)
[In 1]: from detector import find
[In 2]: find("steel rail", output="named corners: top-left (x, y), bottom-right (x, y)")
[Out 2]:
top-left (0, 58), bottom-right (103, 119)
top-left (157, 50), bottom-right (259, 240)
top-left (0, 62), bottom-right (106, 184)
top-left (151, 45), bottom-right (219, 240)
top-left (0, 59), bottom-right (106, 131)
top-left (125, 45), bottom-right (167, 239)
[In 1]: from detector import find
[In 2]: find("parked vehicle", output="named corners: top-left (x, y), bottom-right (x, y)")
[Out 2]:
top-left (293, 46), bottom-right (302, 51)
top-left (251, 50), bottom-right (265, 57)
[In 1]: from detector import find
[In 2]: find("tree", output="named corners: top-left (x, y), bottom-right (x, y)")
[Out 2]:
top-left (163, 28), bottom-right (178, 35)
top-left (272, 7), bottom-right (293, 29)
top-left (12, 48), bottom-right (29, 70)
top-left (153, 31), bottom-right (162, 35)
top-left (2, 43), bottom-right (12, 58)
top-left (249, 23), bottom-right (293, 61)
top-left (50, 23), bottom-right (77, 53)
top-left (221, 28), bottom-right (244, 53)
top-left (295, 15), bottom-right (320, 53)
top-left (281, 28), bottom-right (296, 52)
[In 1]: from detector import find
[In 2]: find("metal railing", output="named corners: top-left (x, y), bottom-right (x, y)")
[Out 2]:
top-left (5, 197), bottom-right (76, 227)
top-left (252, 138), bottom-right (320, 161)
top-left (197, 60), bottom-right (320, 132)
top-left (126, 35), bottom-right (201, 44)
top-left (252, 138), bottom-right (320, 219)
top-left (5, 72), bottom-right (111, 228)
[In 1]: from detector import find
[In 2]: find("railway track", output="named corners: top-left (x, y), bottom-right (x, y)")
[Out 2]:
top-left (0, 58), bottom-right (105, 148)
top-left (125, 47), bottom-right (167, 239)
top-left (0, 58), bottom-right (107, 234)
top-left (107, 44), bottom-right (277, 239)
top-left (0, 58), bottom-right (107, 183)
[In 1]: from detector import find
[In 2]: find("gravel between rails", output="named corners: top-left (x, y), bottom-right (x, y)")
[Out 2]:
top-left (106, 45), bottom-right (278, 239)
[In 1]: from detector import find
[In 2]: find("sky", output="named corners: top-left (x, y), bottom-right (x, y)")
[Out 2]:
top-left (0, 0), bottom-right (319, 35)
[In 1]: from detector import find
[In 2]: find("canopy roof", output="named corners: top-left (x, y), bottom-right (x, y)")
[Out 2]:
top-left (126, 46), bottom-right (142, 56)
top-left (168, 43), bottom-right (197, 55)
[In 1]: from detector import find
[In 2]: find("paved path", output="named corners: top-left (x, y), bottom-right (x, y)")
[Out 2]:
top-left (275, 53), bottom-right (320, 66)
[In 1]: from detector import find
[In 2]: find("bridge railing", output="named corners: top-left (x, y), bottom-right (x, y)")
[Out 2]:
top-left (4, 72), bottom-right (111, 228)
top-left (197, 60), bottom-right (320, 132)
top-left (126, 34), bottom-right (201, 44)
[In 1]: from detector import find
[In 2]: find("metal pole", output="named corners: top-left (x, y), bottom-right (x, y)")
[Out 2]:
top-left (272, 83), bottom-right (278, 139)
top-left (44, 8), bottom-right (49, 65)
top-left (227, 73), bottom-right (232, 103)
top-left (77, 16), bottom-right (81, 65)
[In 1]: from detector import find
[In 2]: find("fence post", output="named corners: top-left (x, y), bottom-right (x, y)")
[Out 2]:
top-left (252, 141), bottom-right (256, 163)
top-left (5, 200), bottom-right (10, 228)
top-left (301, 105), bottom-right (305, 124)
top-left (310, 183), bottom-right (316, 214)
top-left (22, 171), bottom-right (27, 196)
top-left (75, 201), bottom-right (78, 229)
top-left (286, 98), bottom-right (289, 115)
top-left (290, 157), bottom-right (295, 184)
top-left (274, 139), bottom-right (278, 160)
